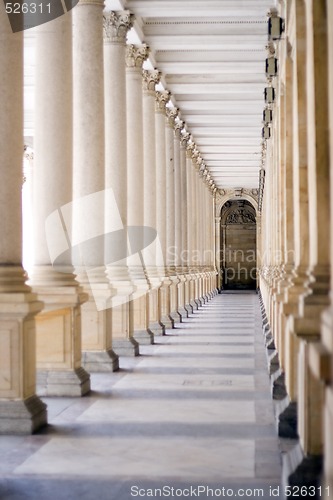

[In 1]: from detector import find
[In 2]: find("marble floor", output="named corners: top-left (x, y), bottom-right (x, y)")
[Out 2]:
top-left (0, 292), bottom-right (282, 500)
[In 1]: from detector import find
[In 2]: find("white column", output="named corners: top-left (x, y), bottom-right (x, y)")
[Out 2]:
top-left (165, 107), bottom-right (181, 324)
top-left (142, 69), bottom-right (165, 336)
top-left (174, 122), bottom-right (183, 270)
top-left (0, 4), bottom-right (46, 433)
top-left (174, 121), bottom-right (188, 318)
top-left (186, 143), bottom-right (199, 310)
top-left (125, 44), bottom-right (152, 345)
top-left (193, 156), bottom-right (203, 305)
top-left (155, 91), bottom-right (173, 328)
top-left (180, 132), bottom-right (192, 314)
top-left (31, 11), bottom-right (90, 396)
top-left (103, 11), bottom-right (137, 359)
top-left (73, 0), bottom-right (112, 368)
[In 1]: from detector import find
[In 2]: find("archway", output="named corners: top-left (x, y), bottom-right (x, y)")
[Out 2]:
top-left (220, 200), bottom-right (257, 290)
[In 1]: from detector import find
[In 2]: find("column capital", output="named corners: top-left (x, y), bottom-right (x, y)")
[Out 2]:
top-left (126, 44), bottom-right (149, 68)
top-left (186, 141), bottom-right (196, 159)
top-left (181, 131), bottom-right (191, 149)
top-left (155, 90), bottom-right (170, 113)
top-left (166, 107), bottom-right (178, 128)
top-left (174, 120), bottom-right (185, 140)
top-left (142, 69), bottom-right (161, 93)
top-left (103, 11), bottom-right (134, 44)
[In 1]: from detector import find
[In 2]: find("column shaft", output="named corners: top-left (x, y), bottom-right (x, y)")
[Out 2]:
top-left (126, 44), bottom-right (152, 345)
top-left (0, 4), bottom-right (46, 433)
top-left (142, 70), bottom-right (164, 336)
top-left (103, 11), bottom-right (135, 360)
top-left (31, 12), bottom-right (90, 396)
top-left (73, 0), bottom-right (112, 370)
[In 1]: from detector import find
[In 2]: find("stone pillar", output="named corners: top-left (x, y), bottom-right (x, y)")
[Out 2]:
top-left (174, 121), bottom-right (188, 319)
top-left (180, 132), bottom-right (192, 314)
top-left (125, 44), bottom-right (153, 345)
top-left (186, 142), bottom-right (199, 310)
top-left (155, 91), bottom-right (173, 328)
top-left (142, 69), bottom-right (164, 336)
top-left (321, 0), bottom-right (333, 494)
top-left (215, 215), bottom-right (221, 291)
top-left (73, 0), bottom-right (112, 369)
top-left (294, 0), bottom-right (329, 458)
top-left (0, 4), bottom-right (46, 433)
top-left (103, 11), bottom-right (137, 359)
top-left (165, 106), bottom-right (181, 324)
top-left (30, 11), bottom-right (90, 396)
top-left (194, 158), bottom-right (203, 305)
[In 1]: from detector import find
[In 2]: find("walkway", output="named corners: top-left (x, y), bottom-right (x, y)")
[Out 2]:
top-left (0, 293), bottom-right (282, 500)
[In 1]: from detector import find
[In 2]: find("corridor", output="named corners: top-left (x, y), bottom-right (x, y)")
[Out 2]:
top-left (0, 293), bottom-right (281, 500)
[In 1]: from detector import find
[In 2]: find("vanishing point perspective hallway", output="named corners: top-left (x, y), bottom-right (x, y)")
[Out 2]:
top-left (0, 293), bottom-right (282, 499)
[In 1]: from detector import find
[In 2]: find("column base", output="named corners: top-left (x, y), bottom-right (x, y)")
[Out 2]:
top-left (271, 369), bottom-right (287, 400)
top-left (82, 349), bottom-right (119, 372)
top-left (169, 310), bottom-right (182, 324)
top-left (190, 300), bottom-right (199, 311)
top-left (275, 397), bottom-right (298, 438)
top-left (178, 306), bottom-right (189, 320)
top-left (133, 329), bottom-right (154, 345)
top-left (37, 367), bottom-right (91, 397)
top-left (282, 442), bottom-right (323, 492)
top-left (0, 396), bottom-right (47, 435)
top-left (184, 303), bottom-right (193, 315)
top-left (160, 314), bottom-right (174, 329)
top-left (148, 321), bottom-right (165, 336)
top-left (112, 337), bottom-right (139, 356)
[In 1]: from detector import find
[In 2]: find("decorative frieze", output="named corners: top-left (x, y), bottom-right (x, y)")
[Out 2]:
top-left (125, 44), bottom-right (149, 68)
top-left (103, 11), bottom-right (134, 44)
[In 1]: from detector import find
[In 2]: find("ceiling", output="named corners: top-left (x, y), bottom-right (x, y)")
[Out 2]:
top-left (119, 0), bottom-right (274, 190)
top-left (24, 0), bottom-right (274, 190)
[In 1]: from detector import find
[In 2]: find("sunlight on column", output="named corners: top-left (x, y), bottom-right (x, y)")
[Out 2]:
top-left (22, 147), bottom-right (34, 274)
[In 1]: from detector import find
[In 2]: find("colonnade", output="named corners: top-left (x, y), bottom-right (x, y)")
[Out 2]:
top-left (0, 2), bottom-right (217, 433)
top-left (259, 0), bottom-right (333, 494)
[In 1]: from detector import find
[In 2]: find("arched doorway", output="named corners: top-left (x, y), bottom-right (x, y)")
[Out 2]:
top-left (220, 200), bottom-right (257, 290)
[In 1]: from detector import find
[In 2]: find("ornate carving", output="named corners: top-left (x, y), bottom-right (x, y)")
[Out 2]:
top-left (166, 107), bottom-right (178, 127)
top-left (226, 209), bottom-right (256, 224)
top-left (215, 188), bottom-right (259, 210)
top-left (174, 120), bottom-right (185, 140)
top-left (181, 131), bottom-right (191, 148)
top-left (125, 44), bottom-right (149, 68)
top-left (142, 69), bottom-right (161, 92)
top-left (186, 142), bottom-right (196, 159)
top-left (155, 90), bottom-right (170, 113)
top-left (103, 11), bottom-right (134, 44)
